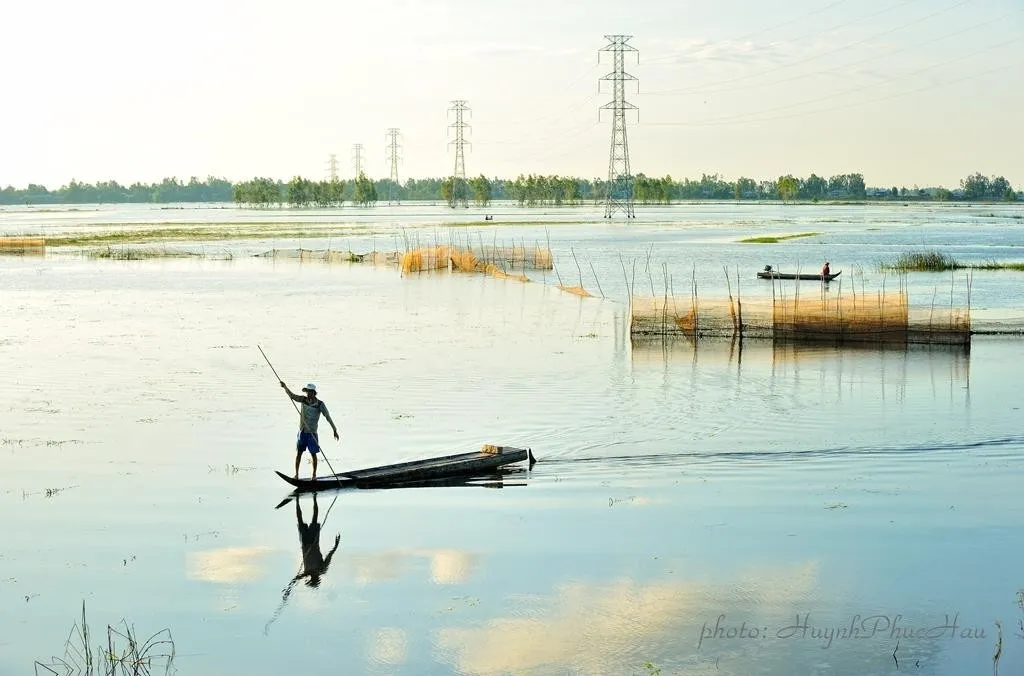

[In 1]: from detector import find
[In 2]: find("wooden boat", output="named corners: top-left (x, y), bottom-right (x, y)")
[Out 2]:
top-left (275, 445), bottom-right (535, 492)
top-left (757, 267), bottom-right (841, 281)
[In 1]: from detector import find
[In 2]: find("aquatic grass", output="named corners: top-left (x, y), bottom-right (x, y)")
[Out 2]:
top-left (34, 223), bottom-right (378, 247)
top-left (970, 260), bottom-right (1024, 271)
top-left (881, 251), bottom-right (958, 271)
top-left (34, 601), bottom-right (175, 675)
top-left (880, 250), bottom-right (1024, 272)
top-left (738, 232), bottom-right (820, 243)
top-left (89, 246), bottom-right (216, 261)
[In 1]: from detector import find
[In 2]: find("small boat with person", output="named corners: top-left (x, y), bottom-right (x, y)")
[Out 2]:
top-left (275, 445), bottom-right (536, 492)
top-left (757, 265), bottom-right (841, 282)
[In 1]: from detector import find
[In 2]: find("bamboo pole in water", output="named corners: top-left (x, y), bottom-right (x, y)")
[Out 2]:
top-left (724, 265), bottom-right (737, 335)
top-left (619, 253), bottom-right (631, 311)
top-left (589, 259), bottom-right (605, 299)
top-left (736, 266), bottom-right (743, 338)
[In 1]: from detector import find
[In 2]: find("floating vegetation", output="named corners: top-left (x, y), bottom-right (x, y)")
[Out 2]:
top-left (22, 485), bottom-right (79, 500)
top-left (35, 222), bottom-right (377, 247)
top-left (738, 232), bottom-right (820, 244)
top-left (34, 602), bottom-right (175, 676)
top-left (89, 246), bottom-right (230, 261)
top-left (970, 261), bottom-right (1024, 271)
top-left (881, 250), bottom-right (1024, 272)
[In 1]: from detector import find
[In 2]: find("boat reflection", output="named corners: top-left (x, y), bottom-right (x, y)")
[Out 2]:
top-left (273, 469), bottom-right (530, 507)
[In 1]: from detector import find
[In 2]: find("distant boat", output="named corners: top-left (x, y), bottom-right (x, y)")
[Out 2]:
top-left (757, 265), bottom-right (841, 282)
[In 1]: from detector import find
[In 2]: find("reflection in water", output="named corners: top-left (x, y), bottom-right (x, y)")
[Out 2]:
top-left (435, 562), bottom-right (953, 675)
top-left (368, 627), bottom-right (409, 667)
top-left (264, 493), bottom-right (341, 634)
top-left (436, 562), bottom-right (820, 674)
top-left (343, 548), bottom-right (479, 585)
top-left (186, 546), bottom-right (272, 584)
top-left (630, 336), bottom-right (971, 399)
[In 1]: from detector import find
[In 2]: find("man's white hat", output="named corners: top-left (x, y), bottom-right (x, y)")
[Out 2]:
top-left (302, 383), bottom-right (317, 393)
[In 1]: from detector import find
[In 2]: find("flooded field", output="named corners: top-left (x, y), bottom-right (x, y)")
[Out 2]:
top-left (1, 203), bottom-right (1023, 675)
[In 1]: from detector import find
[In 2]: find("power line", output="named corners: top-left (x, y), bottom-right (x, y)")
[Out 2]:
top-left (385, 128), bottom-right (402, 205)
top-left (650, 8), bottom-right (1019, 99)
top-left (644, 0), bottom-right (952, 95)
top-left (326, 154), bottom-right (339, 182)
top-left (447, 100), bottom-right (471, 209)
top-left (643, 0), bottom-right (852, 65)
top-left (644, 51), bottom-right (1023, 129)
top-left (600, 34), bottom-right (638, 219)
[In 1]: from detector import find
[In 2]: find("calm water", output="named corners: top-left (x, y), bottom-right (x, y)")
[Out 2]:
top-left (1, 203), bottom-right (1023, 675)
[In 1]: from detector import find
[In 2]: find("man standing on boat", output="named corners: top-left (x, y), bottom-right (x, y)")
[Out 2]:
top-left (279, 381), bottom-right (339, 479)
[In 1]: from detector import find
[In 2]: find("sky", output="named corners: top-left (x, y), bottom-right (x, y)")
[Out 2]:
top-left (1, 0), bottom-right (1022, 189)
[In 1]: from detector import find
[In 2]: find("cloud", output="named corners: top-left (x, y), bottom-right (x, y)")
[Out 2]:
top-left (435, 562), bottom-right (821, 675)
top-left (186, 546), bottom-right (273, 584)
top-left (648, 38), bottom-right (813, 68)
top-left (341, 548), bottom-right (480, 585)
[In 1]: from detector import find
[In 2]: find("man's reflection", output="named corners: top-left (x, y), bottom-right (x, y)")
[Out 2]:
top-left (264, 493), bottom-right (341, 635)
top-left (295, 492), bottom-right (340, 588)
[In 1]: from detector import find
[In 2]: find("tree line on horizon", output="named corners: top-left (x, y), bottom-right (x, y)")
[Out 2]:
top-left (1, 172), bottom-right (1018, 206)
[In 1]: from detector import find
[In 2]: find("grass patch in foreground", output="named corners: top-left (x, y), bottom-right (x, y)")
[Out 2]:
top-left (35, 601), bottom-right (175, 675)
top-left (880, 250), bottom-right (1024, 272)
top-left (738, 232), bottom-right (820, 243)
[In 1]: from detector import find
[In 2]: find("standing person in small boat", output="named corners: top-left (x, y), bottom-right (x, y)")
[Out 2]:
top-left (821, 261), bottom-right (831, 277)
top-left (279, 381), bottom-right (339, 479)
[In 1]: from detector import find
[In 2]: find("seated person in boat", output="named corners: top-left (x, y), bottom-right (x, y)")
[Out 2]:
top-left (280, 381), bottom-right (340, 479)
top-left (821, 261), bottom-right (831, 277)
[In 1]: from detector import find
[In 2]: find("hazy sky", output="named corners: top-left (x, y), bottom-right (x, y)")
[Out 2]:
top-left (2, 0), bottom-right (1022, 189)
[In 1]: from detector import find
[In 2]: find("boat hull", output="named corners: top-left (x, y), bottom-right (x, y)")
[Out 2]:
top-left (275, 446), bottom-right (534, 492)
top-left (757, 270), bottom-right (841, 281)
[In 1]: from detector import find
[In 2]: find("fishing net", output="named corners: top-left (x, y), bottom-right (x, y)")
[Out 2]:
top-left (399, 245), bottom-right (552, 284)
top-left (256, 248), bottom-right (400, 265)
top-left (0, 237), bottom-right (45, 256)
top-left (631, 288), bottom-right (971, 346)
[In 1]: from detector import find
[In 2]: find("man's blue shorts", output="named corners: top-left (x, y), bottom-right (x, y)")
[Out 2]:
top-left (296, 431), bottom-right (320, 455)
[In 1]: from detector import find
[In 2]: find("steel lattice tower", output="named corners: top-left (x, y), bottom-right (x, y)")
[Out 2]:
top-left (385, 128), bottom-right (402, 205)
top-left (599, 35), bottom-right (638, 219)
top-left (447, 100), bottom-right (471, 208)
top-left (352, 143), bottom-right (364, 176)
top-left (326, 153), bottom-right (339, 182)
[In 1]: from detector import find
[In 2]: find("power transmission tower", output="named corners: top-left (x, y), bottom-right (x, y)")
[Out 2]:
top-left (326, 153), bottom-right (339, 182)
top-left (385, 128), bottom-right (402, 205)
top-left (599, 35), bottom-right (638, 219)
top-left (447, 100), bottom-right (471, 208)
top-left (352, 144), bottom-right (364, 176)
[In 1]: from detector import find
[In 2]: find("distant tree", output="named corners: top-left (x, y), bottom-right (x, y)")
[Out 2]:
top-left (735, 177), bottom-right (757, 200)
top-left (352, 172), bottom-right (377, 206)
top-left (286, 176), bottom-right (312, 208)
top-left (777, 175), bottom-right (799, 202)
top-left (961, 173), bottom-right (989, 201)
top-left (934, 187), bottom-right (952, 201)
top-left (469, 175), bottom-right (492, 206)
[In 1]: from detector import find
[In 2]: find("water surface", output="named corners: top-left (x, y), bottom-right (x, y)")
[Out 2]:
top-left (1, 204), bottom-right (1022, 675)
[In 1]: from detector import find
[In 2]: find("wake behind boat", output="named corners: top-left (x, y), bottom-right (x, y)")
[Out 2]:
top-left (276, 445), bottom-right (535, 492)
